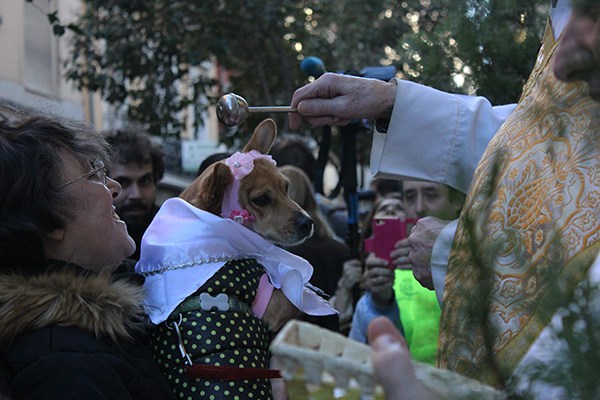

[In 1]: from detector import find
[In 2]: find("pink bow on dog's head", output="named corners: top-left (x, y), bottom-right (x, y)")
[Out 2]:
top-left (221, 150), bottom-right (276, 225)
top-left (225, 151), bottom-right (275, 179)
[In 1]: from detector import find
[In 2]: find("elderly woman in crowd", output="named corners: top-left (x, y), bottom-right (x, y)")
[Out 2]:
top-left (0, 106), bottom-right (173, 399)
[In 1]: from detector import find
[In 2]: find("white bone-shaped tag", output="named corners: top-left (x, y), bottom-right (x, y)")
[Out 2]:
top-left (199, 292), bottom-right (230, 312)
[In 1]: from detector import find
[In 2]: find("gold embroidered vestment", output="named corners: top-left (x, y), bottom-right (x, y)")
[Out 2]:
top-left (438, 23), bottom-right (600, 386)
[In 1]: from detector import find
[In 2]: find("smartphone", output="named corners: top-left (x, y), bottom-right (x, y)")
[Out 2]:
top-left (363, 217), bottom-right (418, 265)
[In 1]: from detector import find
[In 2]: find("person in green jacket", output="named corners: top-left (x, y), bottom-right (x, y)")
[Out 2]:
top-left (392, 181), bottom-right (464, 364)
top-left (350, 180), bottom-right (463, 365)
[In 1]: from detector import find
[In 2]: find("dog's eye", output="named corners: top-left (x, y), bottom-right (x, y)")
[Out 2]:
top-left (251, 194), bottom-right (271, 207)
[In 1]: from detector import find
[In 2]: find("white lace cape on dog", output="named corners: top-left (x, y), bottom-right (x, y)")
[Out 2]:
top-left (135, 197), bottom-right (336, 324)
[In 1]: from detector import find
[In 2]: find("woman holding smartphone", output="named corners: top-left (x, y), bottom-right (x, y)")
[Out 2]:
top-left (344, 194), bottom-right (408, 342)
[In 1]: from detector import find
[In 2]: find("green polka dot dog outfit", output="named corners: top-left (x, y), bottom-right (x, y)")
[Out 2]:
top-left (151, 259), bottom-right (273, 399)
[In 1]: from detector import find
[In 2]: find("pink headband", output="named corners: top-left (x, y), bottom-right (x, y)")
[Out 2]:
top-left (220, 150), bottom-right (276, 225)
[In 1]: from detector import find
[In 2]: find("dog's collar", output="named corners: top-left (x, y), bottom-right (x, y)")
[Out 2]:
top-left (220, 150), bottom-right (276, 225)
top-left (167, 273), bottom-right (273, 319)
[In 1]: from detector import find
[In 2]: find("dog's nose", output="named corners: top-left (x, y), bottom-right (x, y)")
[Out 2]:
top-left (296, 213), bottom-right (314, 236)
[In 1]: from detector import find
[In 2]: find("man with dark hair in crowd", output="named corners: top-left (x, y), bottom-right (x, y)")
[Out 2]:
top-left (104, 129), bottom-right (165, 261)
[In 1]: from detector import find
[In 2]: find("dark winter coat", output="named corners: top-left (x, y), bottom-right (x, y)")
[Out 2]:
top-left (0, 262), bottom-right (174, 400)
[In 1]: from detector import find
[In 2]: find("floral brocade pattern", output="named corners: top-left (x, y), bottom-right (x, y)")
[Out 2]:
top-left (438, 23), bottom-right (600, 386)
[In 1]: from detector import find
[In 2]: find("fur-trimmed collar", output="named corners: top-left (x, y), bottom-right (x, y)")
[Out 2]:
top-left (0, 263), bottom-right (146, 348)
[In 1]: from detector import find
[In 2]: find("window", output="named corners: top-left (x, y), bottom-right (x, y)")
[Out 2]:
top-left (24, 0), bottom-right (59, 96)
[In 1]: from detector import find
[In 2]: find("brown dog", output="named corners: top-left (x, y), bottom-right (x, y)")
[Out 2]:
top-left (145, 119), bottom-right (320, 399)
top-left (181, 118), bottom-right (314, 251)
top-left (180, 118), bottom-right (312, 331)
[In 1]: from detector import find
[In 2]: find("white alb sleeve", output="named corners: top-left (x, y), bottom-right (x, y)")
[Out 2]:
top-left (371, 79), bottom-right (516, 193)
top-left (430, 219), bottom-right (459, 307)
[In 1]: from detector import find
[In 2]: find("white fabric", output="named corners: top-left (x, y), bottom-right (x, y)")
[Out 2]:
top-left (551, 0), bottom-right (571, 40)
top-left (371, 79), bottom-right (515, 194)
top-left (430, 219), bottom-right (458, 306)
top-left (135, 198), bottom-right (336, 324)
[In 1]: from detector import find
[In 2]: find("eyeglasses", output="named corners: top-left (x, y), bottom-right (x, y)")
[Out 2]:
top-left (58, 158), bottom-right (108, 188)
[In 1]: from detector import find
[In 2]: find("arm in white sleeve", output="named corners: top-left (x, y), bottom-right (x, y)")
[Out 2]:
top-left (430, 219), bottom-right (458, 307)
top-left (371, 79), bottom-right (516, 193)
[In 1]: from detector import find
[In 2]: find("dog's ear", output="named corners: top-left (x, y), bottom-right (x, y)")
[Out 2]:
top-left (180, 162), bottom-right (233, 215)
top-left (241, 118), bottom-right (277, 155)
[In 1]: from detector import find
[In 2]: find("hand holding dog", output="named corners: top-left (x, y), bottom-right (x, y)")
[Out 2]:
top-left (289, 73), bottom-right (397, 130)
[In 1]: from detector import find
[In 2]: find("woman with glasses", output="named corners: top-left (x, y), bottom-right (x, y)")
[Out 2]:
top-left (0, 106), bottom-right (173, 399)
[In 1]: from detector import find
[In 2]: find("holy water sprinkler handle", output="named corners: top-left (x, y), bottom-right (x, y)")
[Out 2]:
top-left (248, 105), bottom-right (295, 113)
top-left (216, 93), bottom-right (295, 127)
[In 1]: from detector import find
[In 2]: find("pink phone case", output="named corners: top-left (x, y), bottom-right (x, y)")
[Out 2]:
top-left (364, 217), bottom-right (418, 265)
